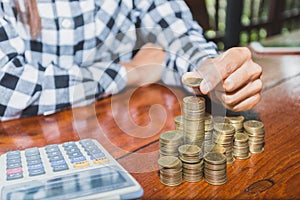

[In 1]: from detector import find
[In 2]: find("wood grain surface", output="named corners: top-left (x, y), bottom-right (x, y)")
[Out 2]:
top-left (0, 53), bottom-right (299, 199)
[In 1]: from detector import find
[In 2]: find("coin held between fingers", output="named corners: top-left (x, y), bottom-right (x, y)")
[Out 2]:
top-left (182, 76), bottom-right (203, 95)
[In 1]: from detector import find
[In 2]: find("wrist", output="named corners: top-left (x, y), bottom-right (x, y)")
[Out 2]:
top-left (120, 62), bottom-right (139, 87)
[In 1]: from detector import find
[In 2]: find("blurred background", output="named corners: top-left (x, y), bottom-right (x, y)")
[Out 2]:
top-left (185, 0), bottom-right (300, 50)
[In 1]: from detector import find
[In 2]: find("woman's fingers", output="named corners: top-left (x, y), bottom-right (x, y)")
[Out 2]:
top-left (223, 60), bottom-right (262, 93)
top-left (222, 79), bottom-right (263, 106)
top-left (228, 93), bottom-right (262, 112)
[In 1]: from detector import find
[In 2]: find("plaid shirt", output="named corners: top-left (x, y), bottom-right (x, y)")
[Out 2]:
top-left (0, 0), bottom-right (218, 121)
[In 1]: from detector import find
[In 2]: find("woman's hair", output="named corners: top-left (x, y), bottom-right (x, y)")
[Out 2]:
top-left (14, 0), bottom-right (41, 39)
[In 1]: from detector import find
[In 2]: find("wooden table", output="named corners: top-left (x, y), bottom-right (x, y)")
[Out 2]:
top-left (1, 53), bottom-right (300, 199)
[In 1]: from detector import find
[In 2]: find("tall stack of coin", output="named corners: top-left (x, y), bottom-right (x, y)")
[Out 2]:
top-left (243, 120), bottom-right (265, 154)
top-left (159, 130), bottom-right (183, 157)
top-left (174, 116), bottom-right (184, 133)
top-left (204, 113), bottom-right (214, 147)
top-left (233, 133), bottom-right (250, 159)
top-left (158, 156), bottom-right (182, 186)
top-left (183, 96), bottom-right (205, 147)
top-left (178, 144), bottom-right (203, 182)
top-left (212, 123), bottom-right (235, 164)
top-left (204, 152), bottom-right (227, 185)
top-left (227, 115), bottom-right (245, 133)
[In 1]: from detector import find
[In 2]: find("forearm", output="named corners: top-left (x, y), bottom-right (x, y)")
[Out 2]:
top-left (0, 58), bottom-right (127, 120)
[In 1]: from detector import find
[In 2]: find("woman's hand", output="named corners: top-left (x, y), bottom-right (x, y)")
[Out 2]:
top-left (120, 43), bottom-right (166, 87)
top-left (183, 47), bottom-right (263, 112)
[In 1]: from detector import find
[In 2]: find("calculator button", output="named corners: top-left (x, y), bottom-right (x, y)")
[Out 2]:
top-left (7, 168), bottom-right (23, 175)
top-left (7, 150), bottom-right (21, 156)
top-left (85, 148), bottom-right (98, 153)
top-left (90, 152), bottom-right (105, 160)
top-left (66, 148), bottom-right (81, 154)
top-left (70, 156), bottom-right (86, 163)
top-left (82, 142), bottom-right (97, 148)
top-left (73, 160), bottom-right (90, 168)
top-left (85, 148), bottom-right (103, 156)
top-left (27, 159), bottom-right (42, 166)
top-left (26, 155), bottom-right (41, 161)
top-left (6, 172), bottom-right (23, 180)
top-left (48, 155), bottom-right (65, 162)
top-left (93, 158), bottom-right (109, 165)
top-left (62, 142), bottom-right (77, 149)
top-left (47, 151), bottom-right (62, 157)
top-left (28, 163), bottom-right (44, 171)
top-left (7, 151), bottom-right (21, 160)
top-left (79, 139), bottom-right (95, 146)
top-left (53, 164), bottom-right (69, 172)
top-left (7, 162), bottom-right (22, 169)
top-left (45, 144), bottom-right (59, 152)
top-left (67, 151), bottom-right (83, 158)
top-left (50, 160), bottom-right (66, 167)
top-left (63, 141), bottom-right (76, 146)
top-left (6, 155), bottom-right (21, 161)
top-left (6, 158), bottom-right (21, 164)
top-left (25, 147), bottom-right (40, 156)
top-left (29, 168), bottom-right (45, 176)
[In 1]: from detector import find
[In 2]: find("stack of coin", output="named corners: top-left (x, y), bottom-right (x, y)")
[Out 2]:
top-left (174, 116), bottom-right (184, 133)
top-left (159, 130), bottom-right (183, 157)
top-left (243, 120), bottom-right (265, 154)
top-left (233, 133), bottom-right (250, 159)
top-left (182, 161), bottom-right (204, 182)
top-left (212, 123), bottom-right (235, 164)
top-left (183, 96), bottom-right (205, 147)
top-left (178, 144), bottom-right (201, 163)
top-left (204, 152), bottom-right (227, 185)
top-left (204, 113), bottom-right (214, 147)
top-left (226, 115), bottom-right (245, 133)
top-left (178, 144), bottom-right (203, 182)
top-left (158, 156), bottom-right (183, 186)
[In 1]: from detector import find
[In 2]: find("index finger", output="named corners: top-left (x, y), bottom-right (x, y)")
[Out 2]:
top-left (214, 47), bottom-right (252, 79)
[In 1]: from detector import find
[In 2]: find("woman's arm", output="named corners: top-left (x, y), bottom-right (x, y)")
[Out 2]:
top-left (0, 16), bottom-right (127, 121)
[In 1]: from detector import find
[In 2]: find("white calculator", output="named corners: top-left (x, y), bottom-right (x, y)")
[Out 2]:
top-left (0, 139), bottom-right (143, 200)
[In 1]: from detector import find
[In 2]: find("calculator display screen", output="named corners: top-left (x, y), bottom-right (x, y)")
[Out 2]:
top-left (2, 167), bottom-right (134, 200)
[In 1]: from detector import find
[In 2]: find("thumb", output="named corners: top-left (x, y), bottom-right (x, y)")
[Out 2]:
top-left (198, 59), bottom-right (223, 94)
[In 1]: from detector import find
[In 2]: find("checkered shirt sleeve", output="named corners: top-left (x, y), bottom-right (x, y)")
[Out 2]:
top-left (134, 0), bottom-right (218, 86)
top-left (0, 0), bottom-right (218, 121)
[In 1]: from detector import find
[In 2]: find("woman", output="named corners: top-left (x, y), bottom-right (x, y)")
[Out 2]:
top-left (0, 0), bottom-right (262, 121)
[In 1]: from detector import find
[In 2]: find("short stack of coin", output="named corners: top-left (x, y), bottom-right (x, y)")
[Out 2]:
top-left (204, 152), bottom-right (227, 185)
top-left (243, 120), bottom-right (265, 154)
top-left (233, 133), bottom-right (250, 159)
top-left (158, 156), bottom-right (183, 186)
top-left (204, 113), bottom-right (214, 147)
top-left (212, 123), bottom-right (235, 164)
top-left (183, 96), bottom-right (205, 147)
top-left (174, 116), bottom-right (184, 133)
top-left (159, 130), bottom-right (183, 157)
top-left (178, 144), bottom-right (203, 182)
top-left (226, 115), bottom-right (245, 133)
